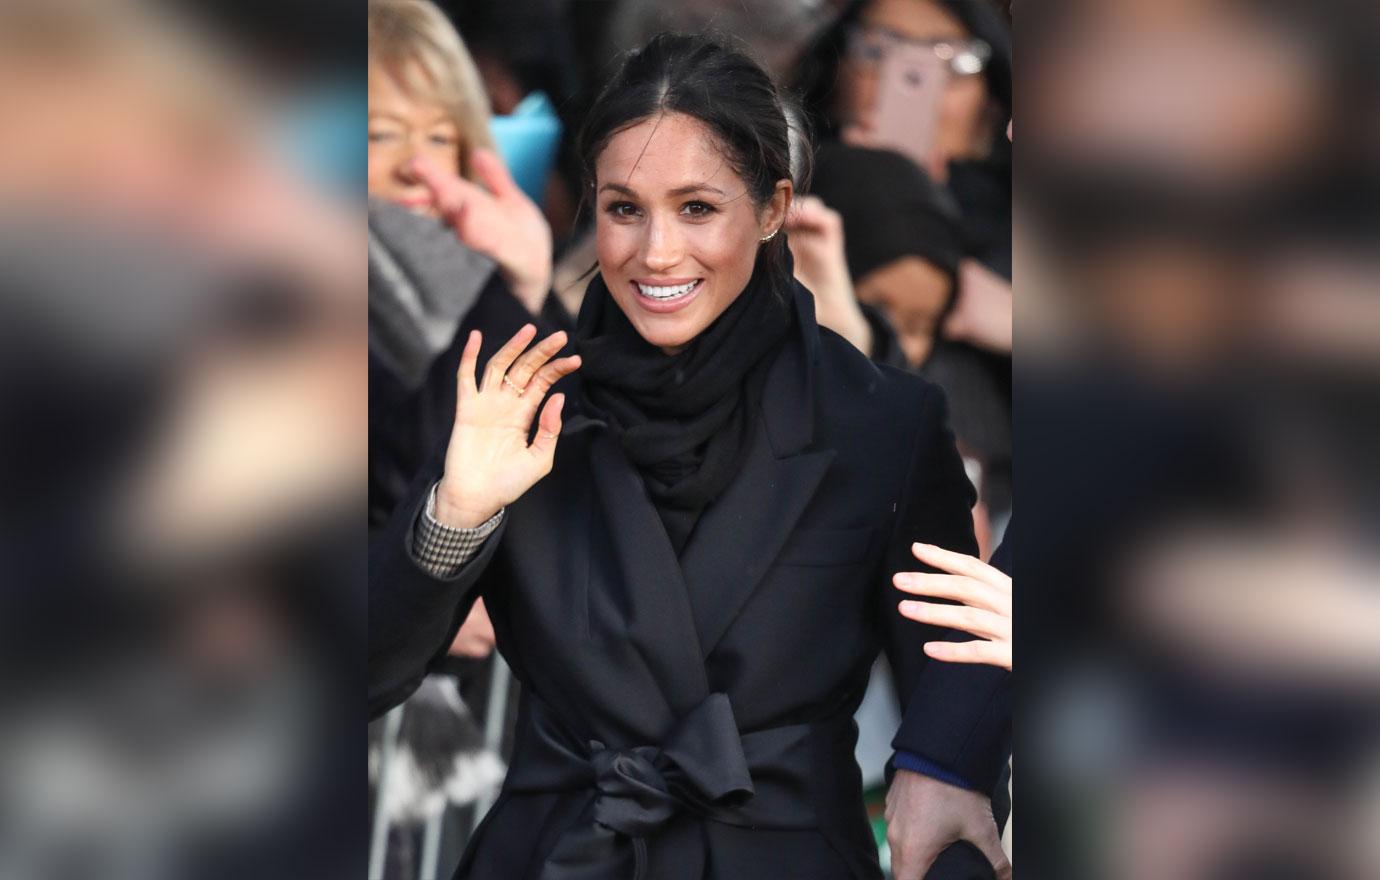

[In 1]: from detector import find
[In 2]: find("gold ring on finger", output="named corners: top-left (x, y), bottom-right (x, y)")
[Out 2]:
top-left (502, 376), bottom-right (526, 396)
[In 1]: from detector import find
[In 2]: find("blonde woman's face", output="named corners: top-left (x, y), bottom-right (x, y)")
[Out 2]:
top-left (368, 63), bottom-right (462, 216)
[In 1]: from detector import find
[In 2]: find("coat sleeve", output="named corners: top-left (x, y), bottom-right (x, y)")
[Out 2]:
top-left (882, 384), bottom-right (1012, 796)
top-left (368, 464), bottom-right (504, 720)
top-left (368, 284), bottom-right (562, 719)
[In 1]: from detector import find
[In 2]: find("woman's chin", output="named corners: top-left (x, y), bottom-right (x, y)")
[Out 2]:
top-left (637, 325), bottom-right (694, 355)
top-left (618, 305), bottom-right (701, 354)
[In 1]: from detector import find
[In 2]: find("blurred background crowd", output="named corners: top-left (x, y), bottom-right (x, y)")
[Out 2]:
top-left (0, 0), bottom-right (1376, 878)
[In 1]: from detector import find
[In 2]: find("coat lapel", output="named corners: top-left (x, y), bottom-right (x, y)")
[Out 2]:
top-left (680, 290), bottom-right (834, 657)
top-left (587, 431), bottom-right (711, 705)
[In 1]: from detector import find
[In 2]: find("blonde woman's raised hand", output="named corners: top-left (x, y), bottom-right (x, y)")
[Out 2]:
top-left (412, 149), bottom-right (554, 315)
top-left (894, 542), bottom-right (1012, 670)
top-left (433, 325), bottom-right (581, 528)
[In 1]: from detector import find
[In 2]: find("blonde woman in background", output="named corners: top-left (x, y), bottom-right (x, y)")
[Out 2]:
top-left (368, 0), bottom-right (552, 315)
top-left (368, 8), bottom-right (549, 862)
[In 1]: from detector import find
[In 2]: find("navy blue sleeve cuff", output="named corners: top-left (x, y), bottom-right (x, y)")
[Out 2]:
top-left (893, 750), bottom-right (978, 791)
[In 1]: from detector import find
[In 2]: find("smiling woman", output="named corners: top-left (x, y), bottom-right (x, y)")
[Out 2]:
top-left (371, 32), bottom-right (1006, 880)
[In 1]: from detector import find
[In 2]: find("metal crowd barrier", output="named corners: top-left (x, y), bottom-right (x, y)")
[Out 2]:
top-left (368, 655), bottom-right (513, 880)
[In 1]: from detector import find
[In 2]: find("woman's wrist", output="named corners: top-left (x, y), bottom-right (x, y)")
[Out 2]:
top-left (433, 482), bottom-right (501, 529)
top-left (820, 294), bottom-right (873, 357)
top-left (507, 270), bottom-right (552, 316)
top-left (842, 302), bottom-right (874, 357)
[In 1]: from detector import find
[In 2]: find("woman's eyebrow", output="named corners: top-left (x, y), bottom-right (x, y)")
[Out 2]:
top-left (667, 184), bottom-right (726, 197)
top-left (598, 182), bottom-right (727, 197)
top-left (368, 109), bottom-right (457, 127)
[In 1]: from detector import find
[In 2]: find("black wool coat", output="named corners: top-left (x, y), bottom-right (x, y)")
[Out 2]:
top-left (370, 291), bottom-right (1005, 880)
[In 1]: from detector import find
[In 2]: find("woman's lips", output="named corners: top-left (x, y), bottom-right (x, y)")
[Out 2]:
top-left (630, 278), bottom-right (703, 314)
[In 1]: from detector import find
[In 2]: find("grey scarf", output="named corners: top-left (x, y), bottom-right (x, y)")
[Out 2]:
top-left (368, 198), bottom-right (495, 389)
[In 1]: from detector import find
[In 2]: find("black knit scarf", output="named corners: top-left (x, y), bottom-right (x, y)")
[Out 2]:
top-left (574, 263), bottom-right (795, 554)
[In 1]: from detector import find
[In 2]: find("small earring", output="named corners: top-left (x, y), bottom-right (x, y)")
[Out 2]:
top-left (760, 230), bottom-right (778, 243)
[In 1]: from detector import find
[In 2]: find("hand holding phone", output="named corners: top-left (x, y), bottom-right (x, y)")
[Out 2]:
top-left (849, 42), bottom-right (948, 178)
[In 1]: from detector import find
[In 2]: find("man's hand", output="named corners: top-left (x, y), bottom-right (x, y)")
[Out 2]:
top-left (886, 769), bottom-right (1011, 880)
top-left (448, 598), bottom-right (497, 658)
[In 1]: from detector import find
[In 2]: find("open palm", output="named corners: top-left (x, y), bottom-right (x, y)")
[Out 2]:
top-left (434, 325), bottom-right (581, 528)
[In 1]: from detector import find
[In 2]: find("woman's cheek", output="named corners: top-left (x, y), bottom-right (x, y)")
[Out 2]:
top-left (432, 141), bottom-right (462, 173)
top-left (687, 221), bottom-right (739, 266)
top-left (367, 148), bottom-right (399, 196)
top-left (596, 221), bottom-right (640, 268)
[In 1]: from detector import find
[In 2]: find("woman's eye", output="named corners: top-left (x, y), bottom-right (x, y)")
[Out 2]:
top-left (604, 201), bottom-right (640, 219)
top-left (368, 130), bottom-right (398, 143)
top-left (682, 201), bottom-right (716, 217)
top-left (428, 133), bottom-right (458, 147)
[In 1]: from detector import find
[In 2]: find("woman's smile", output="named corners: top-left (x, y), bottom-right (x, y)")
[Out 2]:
top-left (631, 277), bottom-right (704, 311)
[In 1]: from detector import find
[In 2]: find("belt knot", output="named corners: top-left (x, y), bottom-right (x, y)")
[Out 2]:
top-left (588, 742), bottom-right (679, 837)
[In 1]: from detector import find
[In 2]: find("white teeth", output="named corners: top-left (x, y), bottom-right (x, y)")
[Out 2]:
top-left (636, 280), bottom-right (699, 300)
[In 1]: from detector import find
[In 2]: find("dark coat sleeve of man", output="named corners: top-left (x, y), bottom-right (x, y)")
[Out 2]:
top-left (884, 390), bottom-right (1012, 797)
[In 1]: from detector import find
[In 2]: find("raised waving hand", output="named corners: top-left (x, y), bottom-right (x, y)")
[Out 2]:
top-left (433, 325), bottom-right (581, 528)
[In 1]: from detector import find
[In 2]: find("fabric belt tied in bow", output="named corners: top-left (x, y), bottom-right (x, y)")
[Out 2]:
top-left (503, 691), bottom-right (841, 880)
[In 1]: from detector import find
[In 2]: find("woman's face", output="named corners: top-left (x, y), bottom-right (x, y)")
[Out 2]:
top-left (840, 0), bottom-right (995, 173)
top-left (594, 112), bottom-right (790, 354)
top-left (368, 62), bottom-right (462, 217)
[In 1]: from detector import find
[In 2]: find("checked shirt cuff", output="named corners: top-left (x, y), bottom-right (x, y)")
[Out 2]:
top-left (410, 483), bottom-right (504, 578)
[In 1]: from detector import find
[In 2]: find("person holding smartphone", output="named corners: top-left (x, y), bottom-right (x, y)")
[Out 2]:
top-left (797, 0), bottom-right (1014, 540)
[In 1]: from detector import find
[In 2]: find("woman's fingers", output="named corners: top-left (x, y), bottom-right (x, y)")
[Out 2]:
top-left (911, 542), bottom-right (1010, 589)
top-left (786, 194), bottom-right (826, 229)
top-left (481, 324), bottom-right (537, 391)
top-left (468, 147), bottom-right (521, 200)
top-left (525, 354), bottom-right (582, 400)
top-left (504, 330), bottom-right (568, 391)
top-left (410, 154), bottom-right (486, 219)
top-left (787, 194), bottom-right (842, 236)
top-left (457, 329), bottom-right (481, 397)
top-left (899, 600), bottom-right (1011, 642)
top-left (840, 122), bottom-right (878, 149)
top-left (528, 393), bottom-right (565, 458)
top-left (923, 638), bottom-right (1010, 670)
top-left (893, 571), bottom-right (1008, 615)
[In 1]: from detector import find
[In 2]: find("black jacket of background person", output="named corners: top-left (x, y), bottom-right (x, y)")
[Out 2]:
top-left (370, 289), bottom-right (1006, 879)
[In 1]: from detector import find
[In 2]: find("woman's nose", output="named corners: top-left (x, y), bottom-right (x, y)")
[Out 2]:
top-left (393, 139), bottom-right (423, 183)
top-left (641, 215), bottom-right (683, 271)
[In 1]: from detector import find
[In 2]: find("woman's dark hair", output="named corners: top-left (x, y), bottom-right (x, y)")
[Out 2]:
top-left (576, 32), bottom-right (809, 299)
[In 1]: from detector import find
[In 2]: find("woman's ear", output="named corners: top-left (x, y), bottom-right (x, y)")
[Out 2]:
top-left (761, 179), bottom-right (794, 238)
